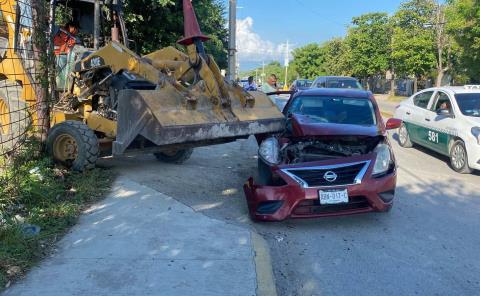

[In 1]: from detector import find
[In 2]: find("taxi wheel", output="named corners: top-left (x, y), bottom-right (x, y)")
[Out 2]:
top-left (398, 123), bottom-right (413, 148)
top-left (449, 140), bottom-right (472, 174)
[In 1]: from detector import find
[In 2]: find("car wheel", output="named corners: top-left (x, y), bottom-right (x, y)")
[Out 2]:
top-left (449, 140), bottom-right (472, 174)
top-left (154, 148), bottom-right (193, 164)
top-left (398, 123), bottom-right (413, 148)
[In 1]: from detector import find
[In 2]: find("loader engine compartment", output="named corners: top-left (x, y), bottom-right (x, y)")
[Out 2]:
top-left (280, 136), bottom-right (382, 164)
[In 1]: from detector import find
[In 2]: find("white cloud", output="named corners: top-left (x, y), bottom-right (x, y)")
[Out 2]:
top-left (236, 17), bottom-right (292, 64)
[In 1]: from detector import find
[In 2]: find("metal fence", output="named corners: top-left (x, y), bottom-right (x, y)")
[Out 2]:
top-left (361, 78), bottom-right (434, 97)
top-left (0, 1), bottom-right (49, 202)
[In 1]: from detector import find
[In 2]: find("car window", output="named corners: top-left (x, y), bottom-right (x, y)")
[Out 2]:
top-left (413, 91), bottom-right (434, 109)
top-left (313, 78), bottom-right (326, 88)
top-left (325, 79), bottom-right (362, 89)
top-left (432, 92), bottom-right (452, 113)
top-left (455, 93), bottom-right (480, 117)
top-left (286, 95), bottom-right (377, 125)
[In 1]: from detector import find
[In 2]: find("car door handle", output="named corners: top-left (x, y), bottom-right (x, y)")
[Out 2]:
top-left (406, 112), bottom-right (411, 115)
top-left (425, 118), bottom-right (431, 122)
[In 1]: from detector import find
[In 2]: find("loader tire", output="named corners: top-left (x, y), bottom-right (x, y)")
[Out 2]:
top-left (154, 148), bottom-right (193, 164)
top-left (0, 80), bottom-right (31, 153)
top-left (47, 121), bottom-right (99, 171)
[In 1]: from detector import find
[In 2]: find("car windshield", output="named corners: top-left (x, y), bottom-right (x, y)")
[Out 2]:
top-left (455, 93), bottom-right (480, 117)
top-left (297, 80), bottom-right (312, 88)
top-left (287, 96), bottom-right (377, 125)
top-left (326, 79), bottom-right (362, 89)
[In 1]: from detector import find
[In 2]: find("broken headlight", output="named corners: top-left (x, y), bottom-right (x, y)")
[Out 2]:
top-left (372, 143), bottom-right (392, 176)
top-left (259, 137), bottom-right (280, 165)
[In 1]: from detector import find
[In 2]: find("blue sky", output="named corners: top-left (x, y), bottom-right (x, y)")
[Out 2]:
top-left (223, 0), bottom-right (406, 70)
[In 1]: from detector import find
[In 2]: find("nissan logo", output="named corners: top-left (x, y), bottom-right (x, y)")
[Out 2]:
top-left (323, 171), bottom-right (338, 182)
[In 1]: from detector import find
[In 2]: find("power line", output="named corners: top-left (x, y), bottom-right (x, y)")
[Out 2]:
top-left (293, 0), bottom-right (349, 28)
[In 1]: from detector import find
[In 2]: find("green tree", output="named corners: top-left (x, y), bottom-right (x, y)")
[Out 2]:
top-left (323, 38), bottom-right (351, 76)
top-left (291, 43), bottom-right (327, 79)
top-left (124, 0), bottom-right (228, 68)
top-left (391, 0), bottom-right (437, 92)
top-left (344, 13), bottom-right (391, 82)
top-left (446, 0), bottom-right (480, 82)
top-left (242, 61), bottom-right (297, 87)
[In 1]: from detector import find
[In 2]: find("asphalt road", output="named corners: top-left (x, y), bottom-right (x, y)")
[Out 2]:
top-left (105, 130), bottom-right (480, 296)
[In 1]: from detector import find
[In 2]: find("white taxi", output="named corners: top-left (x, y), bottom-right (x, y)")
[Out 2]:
top-left (394, 85), bottom-right (480, 173)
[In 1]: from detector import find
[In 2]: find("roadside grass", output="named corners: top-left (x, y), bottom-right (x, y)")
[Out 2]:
top-left (0, 141), bottom-right (114, 289)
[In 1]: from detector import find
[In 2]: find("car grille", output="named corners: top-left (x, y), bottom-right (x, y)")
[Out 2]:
top-left (293, 196), bottom-right (371, 216)
top-left (282, 161), bottom-right (369, 187)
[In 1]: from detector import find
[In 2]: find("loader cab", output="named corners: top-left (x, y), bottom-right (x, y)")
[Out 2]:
top-left (54, 0), bottom-right (130, 91)
top-left (55, 0), bottom-right (129, 50)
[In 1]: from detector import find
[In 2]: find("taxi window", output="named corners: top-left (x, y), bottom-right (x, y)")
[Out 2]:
top-left (413, 91), bottom-right (433, 109)
top-left (432, 92), bottom-right (452, 112)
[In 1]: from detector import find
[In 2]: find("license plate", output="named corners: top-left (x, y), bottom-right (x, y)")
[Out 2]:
top-left (319, 189), bottom-right (348, 205)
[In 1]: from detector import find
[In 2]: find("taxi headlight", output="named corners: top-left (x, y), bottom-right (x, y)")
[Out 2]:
top-left (471, 127), bottom-right (480, 145)
top-left (372, 143), bottom-right (392, 176)
top-left (258, 137), bottom-right (280, 165)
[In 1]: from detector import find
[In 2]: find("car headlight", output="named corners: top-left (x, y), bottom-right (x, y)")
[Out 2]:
top-left (372, 143), bottom-right (392, 176)
top-left (259, 137), bottom-right (280, 165)
top-left (471, 127), bottom-right (480, 145)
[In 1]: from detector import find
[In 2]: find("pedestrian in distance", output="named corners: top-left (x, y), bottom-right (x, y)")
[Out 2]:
top-left (244, 76), bottom-right (257, 91)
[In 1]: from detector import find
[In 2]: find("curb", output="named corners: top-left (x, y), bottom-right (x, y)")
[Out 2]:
top-left (251, 232), bottom-right (277, 296)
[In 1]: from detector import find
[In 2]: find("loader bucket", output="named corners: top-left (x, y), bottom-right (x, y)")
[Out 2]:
top-left (112, 86), bottom-right (285, 155)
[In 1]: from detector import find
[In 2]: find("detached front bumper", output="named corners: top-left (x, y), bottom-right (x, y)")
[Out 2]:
top-left (243, 157), bottom-right (396, 221)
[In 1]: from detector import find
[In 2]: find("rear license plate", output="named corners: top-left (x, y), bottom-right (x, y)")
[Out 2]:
top-left (319, 189), bottom-right (348, 205)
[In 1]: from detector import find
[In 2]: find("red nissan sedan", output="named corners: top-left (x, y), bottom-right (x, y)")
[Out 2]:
top-left (244, 88), bottom-right (401, 221)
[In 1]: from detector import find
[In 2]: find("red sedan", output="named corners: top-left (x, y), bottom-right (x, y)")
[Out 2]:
top-left (244, 88), bottom-right (401, 221)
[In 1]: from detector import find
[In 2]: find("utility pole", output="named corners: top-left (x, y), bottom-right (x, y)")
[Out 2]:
top-left (227, 0), bottom-right (237, 81)
top-left (284, 40), bottom-right (289, 90)
top-left (261, 61), bottom-right (265, 85)
top-left (434, 4), bottom-right (447, 87)
top-left (94, 0), bottom-right (101, 49)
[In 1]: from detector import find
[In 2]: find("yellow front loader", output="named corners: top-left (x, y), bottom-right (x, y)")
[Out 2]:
top-left (0, 0), bottom-right (284, 171)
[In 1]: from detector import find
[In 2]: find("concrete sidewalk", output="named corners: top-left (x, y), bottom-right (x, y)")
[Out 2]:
top-left (374, 94), bottom-right (402, 118)
top-left (2, 177), bottom-right (265, 296)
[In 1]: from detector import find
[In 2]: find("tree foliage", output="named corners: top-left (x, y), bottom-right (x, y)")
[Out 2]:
top-left (345, 13), bottom-right (391, 78)
top-left (391, 0), bottom-right (437, 78)
top-left (124, 0), bottom-right (228, 68)
top-left (291, 43), bottom-right (327, 79)
top-left (446, 0), bottom-right (480, 82)
top-left (242, 61), bottom-right (297, 87)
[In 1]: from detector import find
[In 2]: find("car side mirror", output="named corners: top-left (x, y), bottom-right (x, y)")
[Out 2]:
top-left (436, 108), bottom-right (452, 117)
top-left (385, 118), bottom-right (402, 130)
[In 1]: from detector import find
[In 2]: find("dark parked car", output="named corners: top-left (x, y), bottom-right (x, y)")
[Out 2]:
top-left (244, 88), bottom-right (401, 221)
top-left (290, 79), bottom-right (313, 91)
top-left (311, 76), bottom-right (363, 90)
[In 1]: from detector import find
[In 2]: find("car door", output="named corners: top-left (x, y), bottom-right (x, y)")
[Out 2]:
top-left (403, 90), bottom-right (435, 145)
top-left (422, 91), bottom-right (458, 156)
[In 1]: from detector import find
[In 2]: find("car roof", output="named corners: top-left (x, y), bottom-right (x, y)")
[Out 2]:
top-left (421, 85), bottom-right (480, 95)
top-left (295, 88), bottom-right (371, 98)
top-left (313, 76), bottom-right (358, 80)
